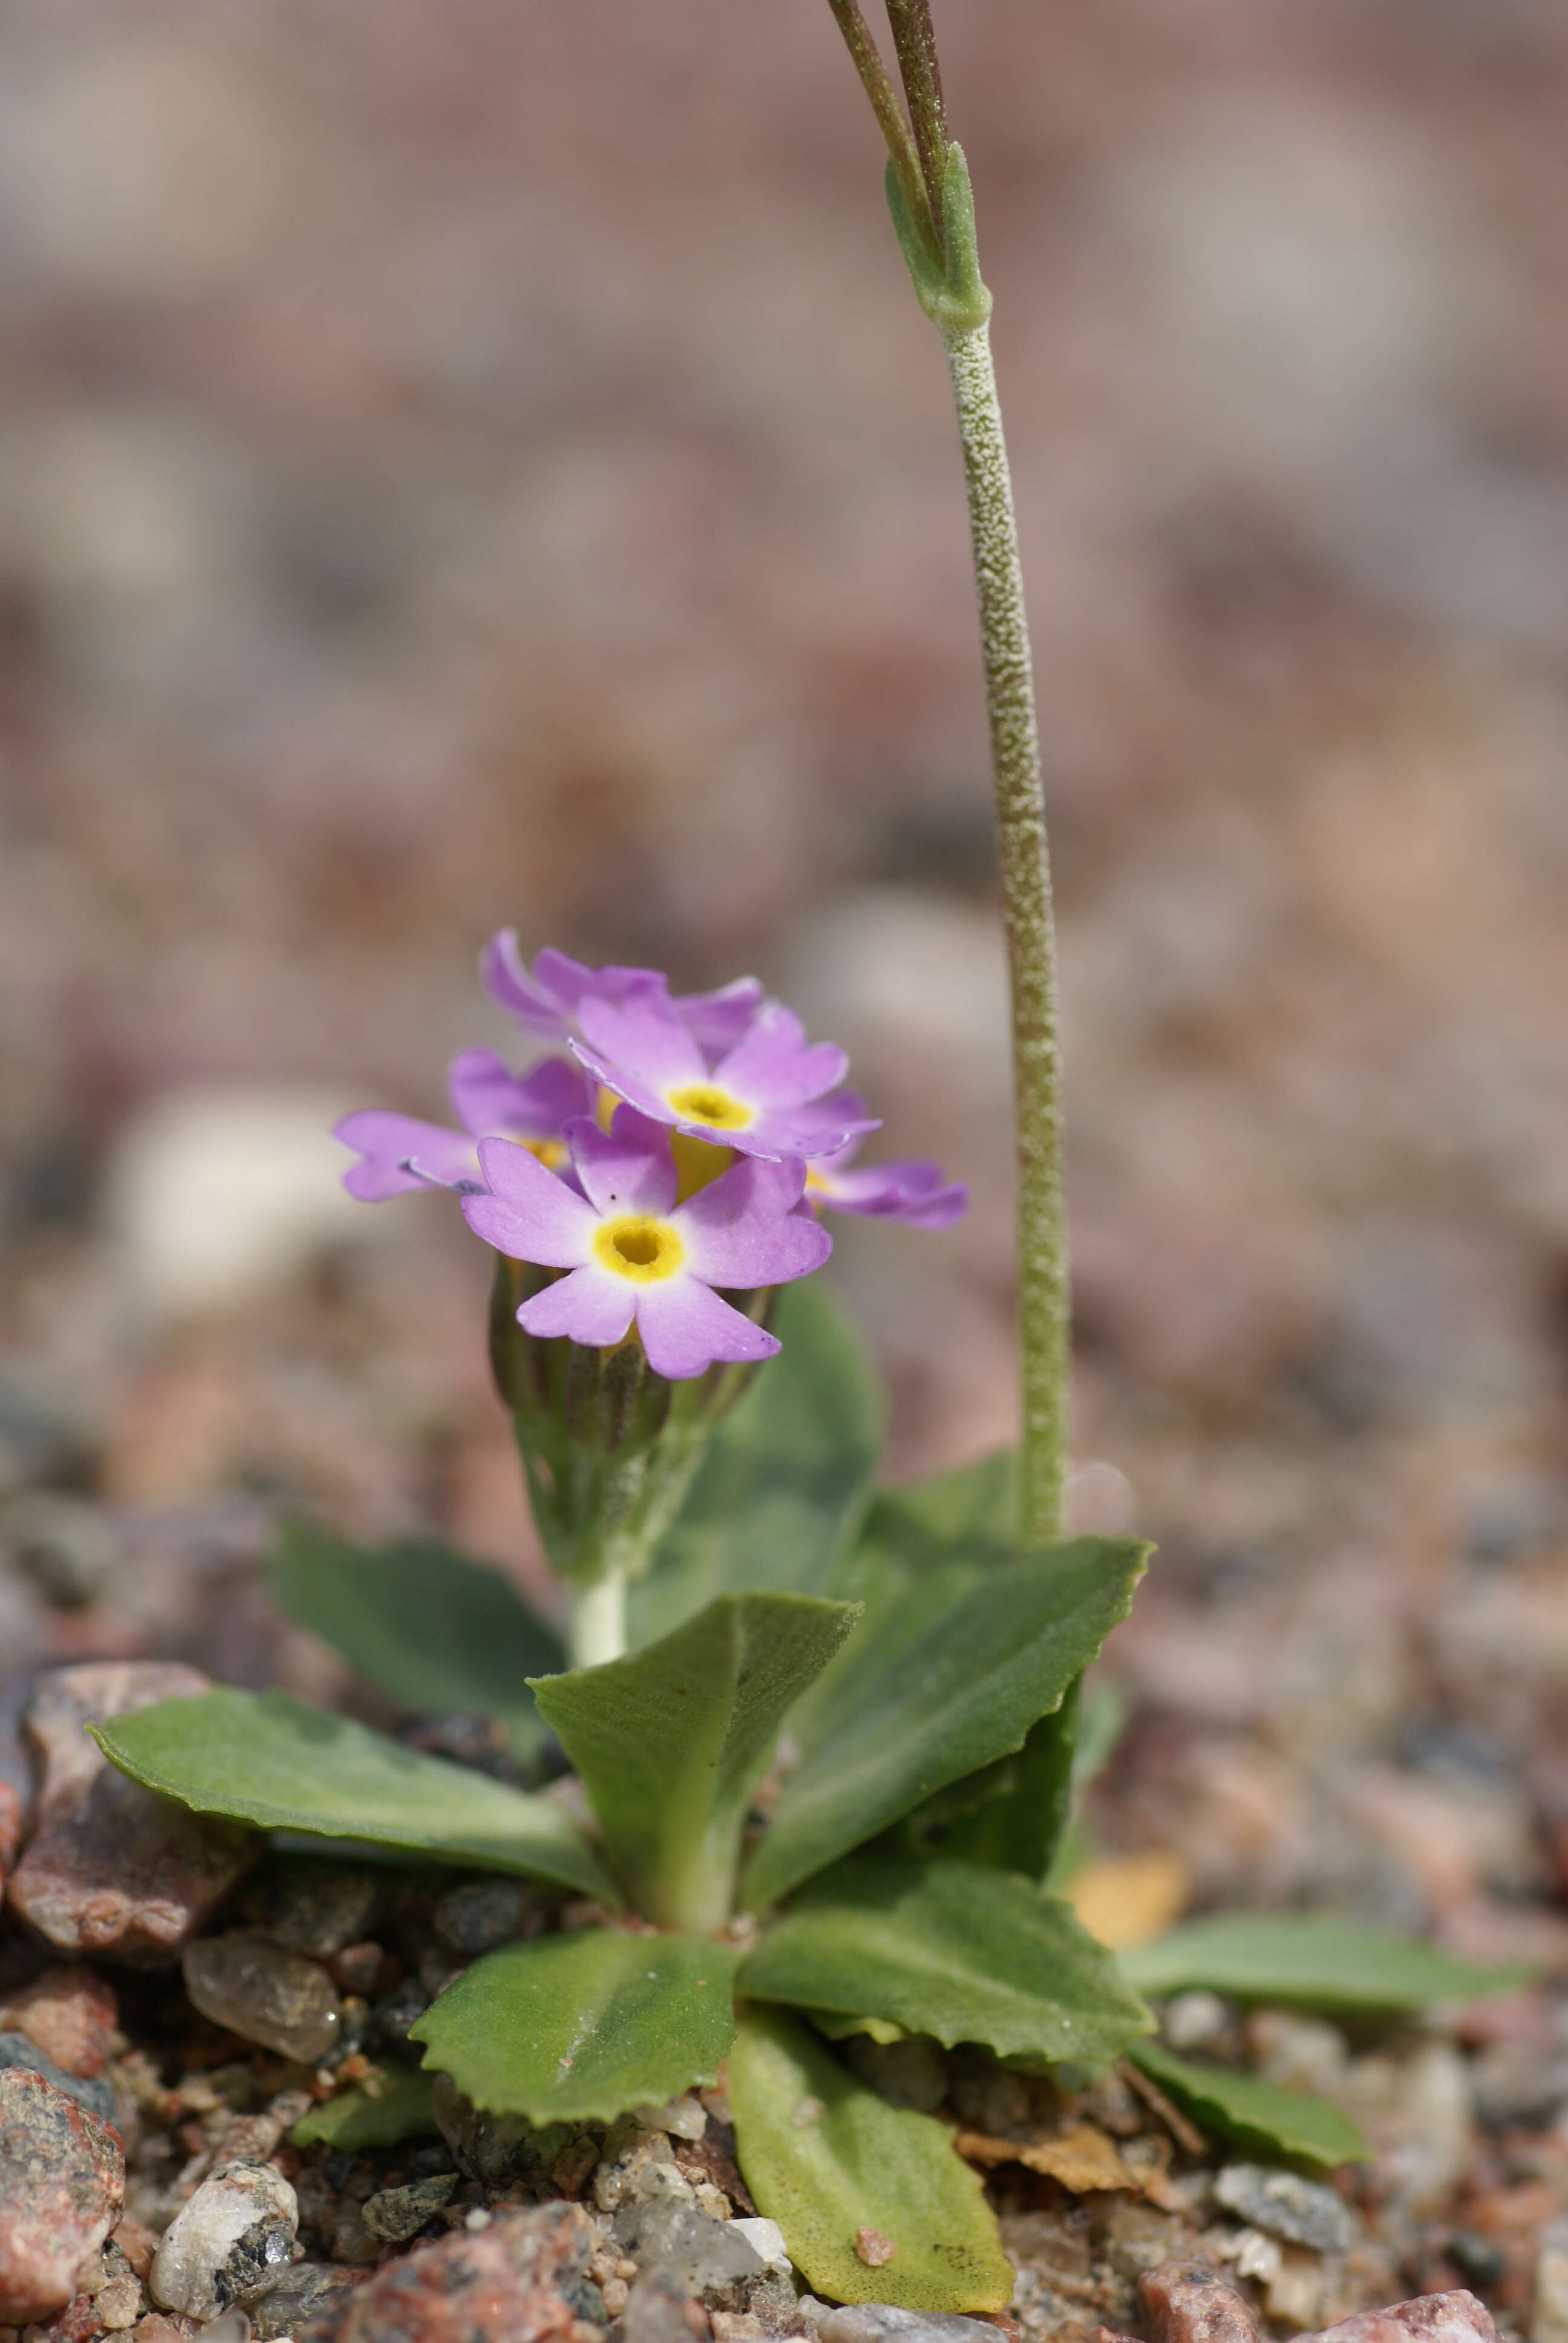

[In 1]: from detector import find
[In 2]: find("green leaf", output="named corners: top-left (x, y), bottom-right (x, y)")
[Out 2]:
top-left (745, 1539), bottom-right (1148, 1911)
top-left (630, 1282), bottom-right (881, 1645)
top-left (728, 2007), bottom-right (1013, 2313)
top-left (1121, 1913), bottom-right (1532, 2012)
top-left (91, 1688), bottom-right (616, 1902)
top-left (531, 1593), bottom-right (860, 1933)
top-left (292, 2064), bottom-right (439, 2151)
top-left (739, 1856), bottom-right (1151, 2066)
top-left (854, 1450), bottom-right (1020, 1575)
top-left (410, 1931), bottom-right (739, 2125)
top-left (271, 1519), bottom-right (564, 1777)
top-left (1128, 2041), bottom-right (1372, 2168)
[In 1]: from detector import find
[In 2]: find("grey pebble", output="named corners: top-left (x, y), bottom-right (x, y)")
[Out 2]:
top-left (362, 2171), bottom-right (459, 2242)
top-left (818, 2310), bottom-right (1008, 2343)
top-left (249, 2263), bottom-right (362, 2340)
top-left (615, 2200), bottom-right (764, 2302)
top-left (0, 2026), bottom-right (117, 2124)
top-left (183, 1930), bottom-right (342, 2063)
top-left (264, 1863), bottom-right (384, 1959)
top-left (433, 1876), bottom-right (529, 1955)
top-left (1214, 2162), bottom-right (1356, 2253)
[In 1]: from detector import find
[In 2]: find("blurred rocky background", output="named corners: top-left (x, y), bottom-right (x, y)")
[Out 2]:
top-left (1, 0), bottom-right (1566, 1963)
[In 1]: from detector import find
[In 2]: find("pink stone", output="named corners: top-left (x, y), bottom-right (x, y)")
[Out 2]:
top-left (1139, 2261), bottom-right (1261, 2343)
top-left (0, 1965), bottom-right (119, 2078)
top-left (1299, 2291), bottom-right (1498, 2343)
top-left (0, 2066), bottom-right (125, 2324)
top-left (296, 2203), bottom-right (599, 2343)
top-left (6, 1665), bottom-right (254, 1964)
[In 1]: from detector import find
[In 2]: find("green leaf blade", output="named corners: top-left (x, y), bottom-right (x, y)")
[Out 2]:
top-left (1129, 2041), bottom-right (1372, 2169)
top-left (411, 1932), bottom-right (740, 2125)
top-left (738, 1856), bottom-right (1151, 2067)
top-left (728, 2007), bottom-right (1013, 2313)
top-left (292, 2064), bottom-right (439, 2151)
top-left (630, 1283), bottom-right (881, 1646)
top-left (92, 1688), bottom-right (616, 1902)
top-left (271, 1520), bottom-right (564, 1775)
top-left (531, 1593), bottom-right (860, 1932)
top-left (1121, 1914), bottom-right (1531, 2012)
top-left (745, 1539), bottom-right (1148, 1911)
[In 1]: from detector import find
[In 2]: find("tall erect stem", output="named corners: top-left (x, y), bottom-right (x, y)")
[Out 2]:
top-left (941, 321), bottom-right (1067, 1544)
top-left (822, 2), bottom-right (1070, 1545)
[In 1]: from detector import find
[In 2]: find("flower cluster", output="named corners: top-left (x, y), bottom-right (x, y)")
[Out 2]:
top-left (336, 935), bottom-right (967, 1378)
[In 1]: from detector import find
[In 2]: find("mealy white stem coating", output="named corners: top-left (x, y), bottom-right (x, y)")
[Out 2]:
top-left (942, 319), bottom-right (1068, 1543)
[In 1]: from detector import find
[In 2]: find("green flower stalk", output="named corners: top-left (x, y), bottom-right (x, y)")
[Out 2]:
top-left (829, 0), bottom-right (1070, 1546)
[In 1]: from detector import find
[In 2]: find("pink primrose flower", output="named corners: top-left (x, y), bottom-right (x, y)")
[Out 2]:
top-left (462, 1105), bottom-right (831, 1380)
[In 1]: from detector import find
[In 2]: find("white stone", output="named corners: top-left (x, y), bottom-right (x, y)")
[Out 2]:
top-left (150, 2161), bottom-right (298, 2319)
top-left (730, 2218), bottom-right (789, 2274)
top-left (103, 1085), bottom-right (370, 1314)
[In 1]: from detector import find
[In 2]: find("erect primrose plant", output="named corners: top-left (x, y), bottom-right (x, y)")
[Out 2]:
top-left (90, 0), bottom-right (1529, 2316)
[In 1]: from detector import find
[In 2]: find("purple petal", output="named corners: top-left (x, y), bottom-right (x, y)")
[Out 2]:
top-left (447, 1050), bottom-right (530, 1139)
top-left (518, 1264), bottom-right (636, 1348)
top-left (566, 1109), bottom-right (679, 1219)
top-left (463, 1140), bottom-right (596, 1267)
top-left (730, 1096), bottom-right (881, 1162)
top-left (512, 1054), bottom-right (596, 1133)
top-left (714, 1004), bottom-right (848, 1109)
top-left (570, 1042), bottom-right (674, 1128)
top-left (578, 990), bottom-right (707, 1094)
top-left (675, 977), bottom-right (765, 1054)
top-left (480, 930), bottom-right (569, 1034)
top-left (534, 949), bottom-right (668, 1012)
top-left (673, 1156), bottom-right (832, 1288)
top-left (335, 1111), bottom-right (479, 1199)
top-left (633, 1277), bottom-right (782, 1379)
top-left (812, 1156), bottom-right (969, 1228)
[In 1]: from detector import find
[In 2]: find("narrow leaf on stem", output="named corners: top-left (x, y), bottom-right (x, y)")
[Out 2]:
top-left (532, 1591), bottom-right (861, 1932)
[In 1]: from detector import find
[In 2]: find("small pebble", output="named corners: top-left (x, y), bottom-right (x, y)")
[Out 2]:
top-left (9, 1663), bottom-right (255, 1960)
top-left (149, 2161), bottom-right (299, 2319)
top-left (855, 2229), bottom-right (895, 2269)
top-left (1214, 2163), bottom-right (1356, 2253)
top-left (182, 1933), bottom-right (341, 2063)
top-left (291, 2201), bottom-right (596, 2343)
top-left (0, 1964), bottom-right (119, 2078)
top-left (1298, 2289), bottom-right (1499, 2341)
top-left (0, 2027), bottom-right (117, 2123)
top-left (432, 1878), bottom-right (528, 1955)
top-left (728, 2219), bottom-right (789, 2275)
top-left (818, 2312), bottom-right (1004, 2343)
top-left (623, 2267), bottom-right (708, 2343)
top-left (263, 1865), bottom-right (383, 1961)
top-left (361, 2174), bottom-right (459, 2243)
top-left (0, 2066), bottom-right (125, 2325)
top-left (613, 2201), bottom-right (763, 2300)
top-left (249, 2263), bottom-right (362, 2340)
top-left (1139, 2258), bottom-right (1261, 2343)
top-left (1161, 1990), bottom-right (1231, 2052)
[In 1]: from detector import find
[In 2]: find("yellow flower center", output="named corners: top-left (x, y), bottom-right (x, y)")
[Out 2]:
top-left (528, 1137), bottom-right (569, 1172)
top-left (593, 1214), bottom-right (685, 1283)
top-left (666, 1082), bottom-right (753, 1133)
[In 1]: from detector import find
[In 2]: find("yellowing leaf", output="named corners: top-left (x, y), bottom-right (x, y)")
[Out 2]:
top-left (1068, 1850), bottom-right (1191, 1950)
